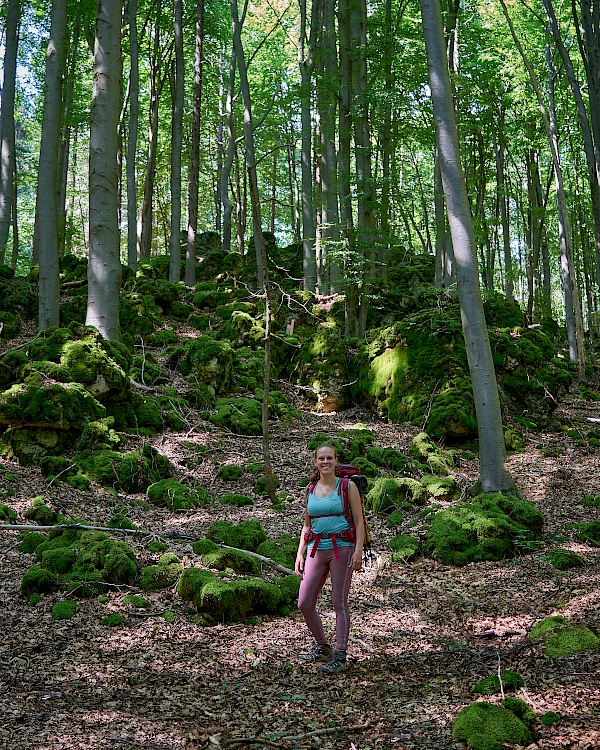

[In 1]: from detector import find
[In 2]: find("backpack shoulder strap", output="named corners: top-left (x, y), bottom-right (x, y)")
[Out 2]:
top-left (338, 477), bottom-right (353, 524)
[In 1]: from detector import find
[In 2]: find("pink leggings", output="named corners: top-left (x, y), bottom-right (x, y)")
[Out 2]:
top-left (297, 545), bottom-right (354, 651)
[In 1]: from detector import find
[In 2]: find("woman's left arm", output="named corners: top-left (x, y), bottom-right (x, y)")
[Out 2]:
top-left (348, 481), bottom-right (365, 571)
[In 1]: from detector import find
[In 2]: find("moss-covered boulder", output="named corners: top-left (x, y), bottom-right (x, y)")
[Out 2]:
top-left (529, 615), bottom-right (599, 657)
top-left (52, 601), bottom-right (77, 620)
top-left (545, 548), bottom-right (584, 570)
top-left (0, 502), bottom-right (17, 524)
top-left (408, 432), bottom-right (455, 475)
top-left (207, 520), bottom-right (267, 552)
top-left (218, 493), bottom-right (254, 507)
top-left (452, 701), bottom-right (531, 750)
top-left (69, 444), bottom-right (171, 492)
top-left (139, 553), bottom-right (183, 592)
top-left (423, 493), bottom-right (544, 566)
top-left (256, 534), bottom-right (300, 569)
top-left (389, 534), bottom-right (420, 562)
top-left (20, 565), bottom-right (58, 597)
top-left (366, 477), bottom-right (426, 513)
top-left (202, 548), bottom-right (260, 575)
top-left (176, 336), bottom-right (234, 395)
top-left (473, 670), bottom-right (524, 695)
top-left (75, 417), bottom-right (121, 452)
top-left (146, 479), bottom-right (211, 510)
top-left (298, 326), bottom-right (350, 412)
top-left (420, 474), bottom-right (460, 501)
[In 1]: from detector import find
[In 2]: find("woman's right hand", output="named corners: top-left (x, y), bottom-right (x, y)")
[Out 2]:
top-left (295, 552), bottom-right (305, 577)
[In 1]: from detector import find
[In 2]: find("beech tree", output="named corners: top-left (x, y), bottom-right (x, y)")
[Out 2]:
top-left (86, 0), bottom-right (122, 341)
top-left (420, 0), bottom-right (516, 493)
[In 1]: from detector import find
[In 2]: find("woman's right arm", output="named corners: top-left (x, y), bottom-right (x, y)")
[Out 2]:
top-left (295, 509), bottom-right (311, 576)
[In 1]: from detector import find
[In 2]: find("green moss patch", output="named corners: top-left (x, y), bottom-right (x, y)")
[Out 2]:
top-left (218, 493), bottom-right (254, 507)
top-left (452, 701), bottom-right (531, 750)
top-left (389, 534), bottom-right (419, 562)
top-left (139, 554), bottom-right (182, 592)
top-left (420, 474), bottom-right (460, 501)
top-left (529, 615), bottom-right (599, 657)
top-left (0, 503), bottom-right (17, 524)
top-left (473, 670), bottom-right (524, 695)
top-left (52, 600), bottom-right (77, 620)
top-left (69, 444), bottom-right (171, 493)
top-left (256, 534), bottom-right (299, 569)
top-left (545, 548), bottom-right (584, 570)
top-left (207, 520), bottom-right (267, 552)
top-left (147, 479), bottom-right (211, 510)
top-left (202, 548), bottom-right (260, 575)
top-left (366, 477), bottom-right (426, 514)
top-left (408, 432), bottom-right (454, 475)
top-left (423, 493), bottom-right (544, 566)
top-left (219, 464), bottom-right (243, 481)
top-left (572, 520), bottom-right (600, 546)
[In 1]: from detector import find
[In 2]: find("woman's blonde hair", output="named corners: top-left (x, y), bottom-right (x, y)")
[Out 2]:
top-left (309, 442), bottom-right (340, 484)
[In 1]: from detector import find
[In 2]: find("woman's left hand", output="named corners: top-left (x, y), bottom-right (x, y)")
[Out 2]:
top-left (350, 550), bottom-right (362, 571)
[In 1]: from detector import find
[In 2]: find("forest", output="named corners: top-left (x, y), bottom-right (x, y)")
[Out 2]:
top-left (0, 0), bottom-right (599, 749)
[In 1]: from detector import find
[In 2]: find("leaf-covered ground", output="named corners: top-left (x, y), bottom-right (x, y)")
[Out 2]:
top-left (0, 388), bottom-right (599, 750)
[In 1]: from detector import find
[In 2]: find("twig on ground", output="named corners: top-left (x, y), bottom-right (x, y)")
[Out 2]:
top-left (224, 722), bottom-right (370, 747)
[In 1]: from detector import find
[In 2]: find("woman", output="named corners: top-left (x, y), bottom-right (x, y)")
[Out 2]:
top-left (295, 443), bottom-right (364, 674)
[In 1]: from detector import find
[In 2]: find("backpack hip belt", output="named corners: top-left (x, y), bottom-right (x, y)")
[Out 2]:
top-left (303, 526), bottom-right (356, 561)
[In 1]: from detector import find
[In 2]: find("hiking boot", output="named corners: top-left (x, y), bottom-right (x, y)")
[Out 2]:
top-left (318, 649), bottom-right (347, 674)
top-left (299, 643), bottom-right (332, 663)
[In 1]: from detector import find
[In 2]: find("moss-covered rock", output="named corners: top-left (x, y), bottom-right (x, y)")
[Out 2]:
top-left (20, 565), bottom-right (58, 597)
top-left (25, 504), bottom-right (62, 526)
top-left (541, 711), bottom-right (561, 726)
top-left (52, 600), bottom-right (77, 620)
top-left (75, 417), bottom-right (121, 452)
top-left (207, 520), bottom-right (267, 552)
top-left (175, 336), bottom-right (234, 395)
top-left (202, 548), bottom-right (260, 575)
top-left (408, 432), bottom-right (454, 475)
top-left (0, 502), bottom-right (17, 524)
top-left (366, 477), bottom-right (426, 513)
top-left (452, 701), bottom-right (531, 750)
top-left (389, 534), bottom-right (419, 562)
top-left (420, 474), bottom-right (460, 501)
top-left (473, 670), bottom-right (524, 695)
top-left (256, 534), bottom-right (299, 569)
top-left (191, 538), bottom-right (220, 555)
top-left (146, 479), bottom-right (211, 510)
top-left (218, 493), bottom-right (254, 507)
top-left (423, 493), bottom-right (544, 566)
top-left (501, 697), bottom-right (537, 728)
top-left (529, 615), bottom-right (599, 657)
top-left (297, 326), bottom-right (350, 412)
top-left (545, 548), bottom-right (584, 570)
top-left (219, 464), bottom-right (243, 481)
top-left (70, 444), bottom-right (171, 492)
top-left (19, 531), bottom-right (47, 553)
top-left (139, 554), bottom-right (183, 591)
top-left (573, 520), bottom-right (600, 546)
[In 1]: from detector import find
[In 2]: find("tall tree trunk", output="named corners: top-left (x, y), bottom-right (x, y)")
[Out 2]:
top-left (220, 49), bottom-right (236, 252)
top-left (87, 0), bottom-right (122, 341)
top-left (169, 0), bottom-right (185, 284)
top-left (0, 0), bottom-right (20, 264)
top-left (231, 0), bottom-right (264, 287)
top-left (299, 0), bottom-right (317, 290)
top-left (496, 104), bottom-right (514, 301)
top-left (38, 0), bottom-right (68, 331)
top-left (185, 0), bottom-right (205, 286)
top-left (126, 0), bottom-right (139, 271)
top-left (420, 0), bottom-right (515, 493)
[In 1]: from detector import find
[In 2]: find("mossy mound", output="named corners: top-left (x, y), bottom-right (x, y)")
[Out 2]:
top-left (421, 474), bottom-right (460, 501)
top-left (408, 432), bottom-right (455, 475)
top-left (529, 615), bottom-right (599, 657)
top-left (232, 346), bottom-right (265, 391)
top-left (423, 493), bottom-right (544, 566)
top-left (366, 477), bottom-right (426, 513)
top-left (219, 464), bottom-right (244, 481)
top-left (207, 520), bottom-right (267, 552)
top-left (473, 670), bottom-right (524, 695)
top-left (67, 444), bottom-right (171, 492)
top-left (139, 553), bottom-right (183, 592)
top-left (123, 594), bottom-right (149, 608)
top-left (146, 479), bottom-right (211, 510)
top-left (21, 530), bottom-right (138, 598)
top-left (130, 354), bottom-right (168, 387)
top-left (174, 336), bottom-right (234, 395)
top-left (541, 711), bottom-right (561, 726)
top-left (177, 567), bottom-right (299, 624)
top-left (545, 548), bottom-right (584, 570)
top-left (298, 325), bottom-right (350, 412)
top-left (256, 534), bottom-right (299, 569)
top-left (203, 391), bottom-right (299, 435)
top-left (389, 534), bottom-right (420, 562)
top-left (19, 531), bottom-right (47, 553)
top-left (0, 502), bottom-right (17, 524)
top-left (218, 493), bottom-right (254, 507)
top-left (52, 600), bottom-right (77, 620)
top-left (202, 548), bottom-right (260, 575)
top-left (501, 697), bottom-right (537, 728)
top-left (75, 417), bottom-right (121, 452)
top-left (24, 503), bottom-right (63, 526)
top-left (572, 520), bottom-right (600, 546)
top-left (452, 701), bottom-right (531, 750)
top-left (120, 291), bottom-right (162, 338)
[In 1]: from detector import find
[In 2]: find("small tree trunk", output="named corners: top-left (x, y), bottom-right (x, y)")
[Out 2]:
top-left (126, 0), bottom-right (139, 272)
top-left (38, 0), bottom-right (68, 331)
top-left (299, 0), bottom-right (316, 290)
top-left (220, 50), bottom-right (236, 252)
top-left (168, 0), bottom-right (185, 284)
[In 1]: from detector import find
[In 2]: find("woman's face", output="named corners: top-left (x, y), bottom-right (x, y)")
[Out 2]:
top-left (315, 446), bottom-right (337, 477)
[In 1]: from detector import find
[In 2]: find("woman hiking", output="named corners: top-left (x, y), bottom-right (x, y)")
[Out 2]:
top-left (295, 443), bottom-right (365, 674)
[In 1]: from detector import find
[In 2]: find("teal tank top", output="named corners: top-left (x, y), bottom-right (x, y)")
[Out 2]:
top-left (307, 478), bottom-right (353, 551)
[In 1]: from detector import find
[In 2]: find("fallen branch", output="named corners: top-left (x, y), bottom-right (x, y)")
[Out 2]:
top-left (0, 523), bottom-right (295, 575)
top-left (224, 722), bottom-right (370, 747)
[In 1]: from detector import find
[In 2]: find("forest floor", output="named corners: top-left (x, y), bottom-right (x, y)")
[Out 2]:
top-left (0, 369), bottom-right (599, 750)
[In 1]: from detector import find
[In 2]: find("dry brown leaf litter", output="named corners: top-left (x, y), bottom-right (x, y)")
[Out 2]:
top-left (0, 392), bottom-right (598, 749)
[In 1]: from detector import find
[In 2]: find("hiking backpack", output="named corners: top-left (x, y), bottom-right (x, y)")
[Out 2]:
top-left (305, 464), bottom-right (372, 560)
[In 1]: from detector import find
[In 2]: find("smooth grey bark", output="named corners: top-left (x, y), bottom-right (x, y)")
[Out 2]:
top-left (0, 0), bottom-right (20, 263)
top-left (126, 0), bottom-right (139, 271)
top-left (37, 0), bottom-right (68, 331)
top-left (220, 49), bottom-right (236, 252)
top-left (299, 0), bottom-right (316, 290)
top-left (86, 0), bottom-right (122, 341)
top-left (169, 0), bottom-right (185, 284)
top-left (185, 0), bottom-right (205, 286)
top-left (496, 105), bottom-right (514, 302)
top-left (420, 0), bottom-right (515, 493)
top-left (231, 0), bottom-right (264, 287)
